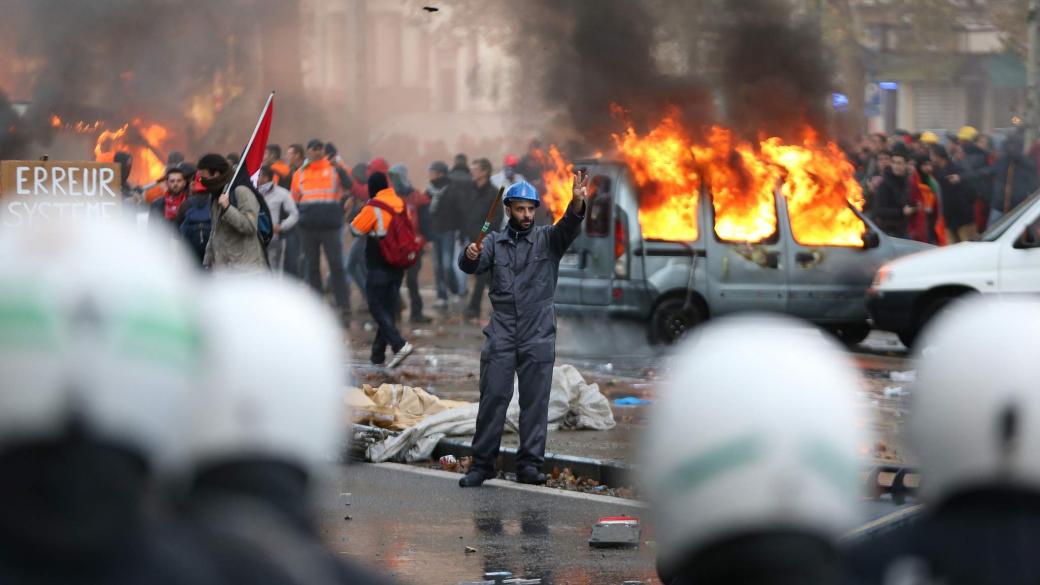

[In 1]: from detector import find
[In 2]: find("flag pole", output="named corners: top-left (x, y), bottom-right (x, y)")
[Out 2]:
top-left (223, 90), bottom-right (276, 196)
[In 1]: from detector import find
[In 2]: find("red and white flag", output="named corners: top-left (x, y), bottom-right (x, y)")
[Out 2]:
top-left (227, 91), bottom-right (274, 192)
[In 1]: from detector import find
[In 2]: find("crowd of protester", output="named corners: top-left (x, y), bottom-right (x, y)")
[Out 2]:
top-left (848, 126), bottom-right (1040, 244)
top-left (113, 138), bottom-right (546, 370)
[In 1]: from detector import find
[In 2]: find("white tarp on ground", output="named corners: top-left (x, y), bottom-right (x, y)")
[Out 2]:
top-left (365, 365), bottom-right (616, 463)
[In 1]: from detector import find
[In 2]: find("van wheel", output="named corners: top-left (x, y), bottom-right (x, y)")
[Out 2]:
top-left (829, 323), bottom-right (871, 347)
top-left (649, 297), bottom-right (704, 345)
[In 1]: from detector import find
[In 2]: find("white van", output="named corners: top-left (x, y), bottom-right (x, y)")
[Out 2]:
top-left (867, 192), bottom-right (1040, 346)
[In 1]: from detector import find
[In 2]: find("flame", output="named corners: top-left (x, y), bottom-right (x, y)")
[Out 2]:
top-left (542, 145), bottom-right (575, 221)
top-left (760, 129), bottom-right (865, 246)
top-left (604, 113), bottom-right (867, 246)
top-left (614, 115), bottom-right (700, 241)
top-left (94, 119), bottom-right (170, 185)
top-left (50, 115), bottom-right (62, 128)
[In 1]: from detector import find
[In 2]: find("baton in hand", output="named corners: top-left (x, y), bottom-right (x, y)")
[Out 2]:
top-left (474, 186), bottom-right (505, 245)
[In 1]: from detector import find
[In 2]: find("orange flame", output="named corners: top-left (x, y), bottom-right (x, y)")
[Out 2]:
top-left (760, 129), bottom-right (865, 246)
top-left (590, 113), bottom-right (867, 246)
top-left (94, 119), bottom-right (169, 185)
top-left (614, 115), bottom-right (700, 241)
top-left (542, 145), bottom-right (574, 221)
top-left (50, 115), bottom-right (61, 128)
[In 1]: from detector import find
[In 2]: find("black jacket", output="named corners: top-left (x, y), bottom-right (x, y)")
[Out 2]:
top-left (846, 488), bottom-right (1040, 585)
top-left (463, 180), bottom-right (504, 241)
top-left (936, 162), bottom-right (976, 230)
top-left (427, 176), bottom-right (456, 234)
top-left (872, 169), bottom-right (912, 237)
top-left (991, 153), bottom-right (1039, 213)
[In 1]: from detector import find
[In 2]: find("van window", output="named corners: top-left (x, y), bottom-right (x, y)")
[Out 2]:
top-left (981, 191), bottom-right (1040, 242)
top-left (587, 175), bottom-right (613, 237)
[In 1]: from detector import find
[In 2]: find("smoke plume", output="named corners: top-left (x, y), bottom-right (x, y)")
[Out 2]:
top-left (0, 0), bottom-right (314, 160)
top-left (511, 0), bottom-right (834, 150)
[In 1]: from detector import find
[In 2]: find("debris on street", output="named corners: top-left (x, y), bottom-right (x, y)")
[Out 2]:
top-left (589, 516), bottom-right (643, 548)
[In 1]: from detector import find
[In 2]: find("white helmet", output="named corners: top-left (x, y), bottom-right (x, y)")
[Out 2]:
top-left (910, 297), bottom-right (1040, 502)
top-left (188, 276), bottom-right (347, 474)
top-left (643, 315), bottom-right (869, 578)
top-left (0, 219), bottom-right (202, 468)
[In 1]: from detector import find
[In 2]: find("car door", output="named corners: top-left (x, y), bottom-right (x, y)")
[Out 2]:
top-left (558, 165), bottom-right (619, 306)
top-left (783, 200), bottom-right (889, 323)
top-left (705, 192), bottom-right (789, 315)
top-left (998, 204), bottom-right (1040, 294)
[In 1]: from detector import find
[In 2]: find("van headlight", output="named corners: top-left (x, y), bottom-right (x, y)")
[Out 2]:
top-left (872, 266), bottom-right (893, 288)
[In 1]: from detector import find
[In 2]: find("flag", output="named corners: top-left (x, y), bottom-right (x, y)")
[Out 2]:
top-left (225, 91), bottom-right (275, 194)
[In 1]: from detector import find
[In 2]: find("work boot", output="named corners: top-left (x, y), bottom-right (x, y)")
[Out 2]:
top-left (516, 466), bottom-right (547, 485)
top-left (459, 469), bottom-right (491, 488)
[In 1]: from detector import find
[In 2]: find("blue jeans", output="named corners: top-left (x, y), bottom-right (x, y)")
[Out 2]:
top-left (432, 231), bottom-right (465, 300)
top-left (342, 228), bottom-right (368, 302)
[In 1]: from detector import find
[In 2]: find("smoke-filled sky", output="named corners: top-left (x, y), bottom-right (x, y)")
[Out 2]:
top-left (510, 0), bottom-right (833, 149)
top-left (0, 0), bottom-right (307, 160)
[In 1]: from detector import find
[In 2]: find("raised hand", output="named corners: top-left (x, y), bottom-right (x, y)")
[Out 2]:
top-left (572, 169), bottom-right (590, 201)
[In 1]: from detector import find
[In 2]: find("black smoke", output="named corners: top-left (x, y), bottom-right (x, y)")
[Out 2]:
top-left (511, 0), bottom-right (834, 149)
top-left (717, 0), bottom-right (832, 140)
top-left (0, 0), bottom-right (313, 160)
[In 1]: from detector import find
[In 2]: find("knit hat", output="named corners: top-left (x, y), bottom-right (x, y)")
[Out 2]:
top-left (197, 153), bottom-right (230, 173)
top-left (428, 160), bottom-right (449, 174)
top-left (367, 171), bottom-right (389, 195)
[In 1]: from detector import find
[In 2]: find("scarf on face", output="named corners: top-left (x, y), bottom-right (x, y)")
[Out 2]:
top-left (192, 167), bottom-right (234, 197)
top-left (164, 191), bottom-right (187, 220)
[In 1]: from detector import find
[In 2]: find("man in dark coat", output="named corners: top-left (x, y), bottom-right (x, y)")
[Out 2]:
top-left (872, 148), bottom-right (915, 238)
top-left (931, 145), bottom-right (977, 244)
top-left (463, 158), bottom-right (504, 320)
top-left (989, 134), bottom-right (1039, 224)
top-left (456, 173), bottom-right (588, 487)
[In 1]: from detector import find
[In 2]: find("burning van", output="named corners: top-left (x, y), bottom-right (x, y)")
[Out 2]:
top-left (553, 158), bottom-right (931, 345)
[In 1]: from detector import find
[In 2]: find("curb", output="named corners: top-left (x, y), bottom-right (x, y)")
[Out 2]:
top-left (350, 424), bottom-right (918, 500)
top-left (348, 423), bottom-right (634, 486)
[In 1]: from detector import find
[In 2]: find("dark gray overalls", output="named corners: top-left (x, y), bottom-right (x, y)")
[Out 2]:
top-left (458, 207), bottom-right (585, 473)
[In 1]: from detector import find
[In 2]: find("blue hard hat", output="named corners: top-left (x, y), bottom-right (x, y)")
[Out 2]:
top-left (503, 180), bottom-right (540, 207)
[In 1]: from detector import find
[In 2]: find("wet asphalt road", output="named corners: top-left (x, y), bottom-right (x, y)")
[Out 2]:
top-left (318, 462), bottom-right (910, 585)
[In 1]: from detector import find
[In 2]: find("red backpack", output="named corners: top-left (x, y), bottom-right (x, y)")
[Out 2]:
top-left (367, 199), bottom-right (424, 269)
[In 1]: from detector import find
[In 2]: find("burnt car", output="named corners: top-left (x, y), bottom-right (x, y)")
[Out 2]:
top-left (554, 159), bottom-right (931, 344)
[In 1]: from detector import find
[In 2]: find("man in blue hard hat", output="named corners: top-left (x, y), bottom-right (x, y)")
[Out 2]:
top-left (457, 172), bottom-right (589, 487)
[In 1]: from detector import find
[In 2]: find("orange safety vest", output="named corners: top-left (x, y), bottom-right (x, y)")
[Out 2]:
top-left (270, 160), bottom-right (291, 185)
top-left (291, 159), bottom-right (340, 204)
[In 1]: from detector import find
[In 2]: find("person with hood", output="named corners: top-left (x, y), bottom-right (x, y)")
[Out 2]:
top-left (871, 147), bottom-right (915, 238)
top-left (989, 133), bottom-right (1039, 224)
top-left (259, 165), bottom-right (299, 274)
top-left (491, 154), bottom-right (526, 191)
top-left (148, 166), bottom-right (189, 231)
top-left (291, 139), bottom-right (350, 320)
top-left (390, 163), bottom-right (432, 324)
top-left (351, 172), bottom-right (415, 369)
top-left (955, 126), bottom-right (997, 230)
top-left (931, 145), bottom-right (977, 244)
top-left (198, 153), bottom-right (267, 273)
top-left (427, 160), bottom-right (464, 308)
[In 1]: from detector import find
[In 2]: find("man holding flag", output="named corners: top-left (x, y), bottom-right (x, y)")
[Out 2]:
top-left (201, 93), bottom-right (275, 273)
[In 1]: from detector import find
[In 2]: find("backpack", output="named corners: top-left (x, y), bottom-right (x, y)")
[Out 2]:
top-left (229, 184), bottom-right (274, 248)
top-left (367, 199), bottom-right (423, 269)
top-left (180, 199), bottom-right (212, 260)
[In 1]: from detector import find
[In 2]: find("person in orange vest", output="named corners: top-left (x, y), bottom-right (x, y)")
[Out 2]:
top-left (350, 172), bottom-right (415, 369)
top-left (264, 144), bottom-right (292, 190)
top-left (291, 139), bottom-right (350, 322)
